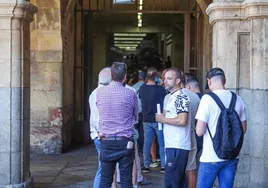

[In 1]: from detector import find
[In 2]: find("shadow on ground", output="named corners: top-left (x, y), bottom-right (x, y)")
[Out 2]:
top-left (31, 145), bottom-right (165, 188)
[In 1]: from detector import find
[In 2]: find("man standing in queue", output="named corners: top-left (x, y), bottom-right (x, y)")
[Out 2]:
top-left (156, 68), bottom-right (191, 188)
top-left (97, 62), bottom-right (138, 188)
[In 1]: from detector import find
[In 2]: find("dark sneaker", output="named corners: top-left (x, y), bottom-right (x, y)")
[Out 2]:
top-left (142, 167), bottom-right (150, 173)
top-left (160, 167), bottom-right (165, 174)
top-left (138, 177), bottom-right (152, 185)
top-left (149, 161), bottom-right (159, 168)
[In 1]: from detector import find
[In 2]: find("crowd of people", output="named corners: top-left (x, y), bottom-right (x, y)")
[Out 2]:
top-left (89, 62), bottom-right (247, 188)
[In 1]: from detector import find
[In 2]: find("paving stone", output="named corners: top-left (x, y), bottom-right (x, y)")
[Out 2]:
top-left (31, 145), bottom-right (166, 188)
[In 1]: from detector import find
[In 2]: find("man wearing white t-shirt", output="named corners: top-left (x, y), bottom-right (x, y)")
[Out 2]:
top-left (195, 67), bottom-right (247, 188)
top-left (156, 68), bottom-right (190, 188)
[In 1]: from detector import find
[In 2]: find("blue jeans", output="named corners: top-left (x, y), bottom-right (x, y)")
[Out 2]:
top-left (197, 159), bottom-right (239, 188)
top-left (165, 148), bottom-right (189, 188)
top-left (99, 139), bottom-right (135, 188)
top-left (143, 122), bottom-right (165, 167)
top-left (93, 138), bottom-right (101, 188)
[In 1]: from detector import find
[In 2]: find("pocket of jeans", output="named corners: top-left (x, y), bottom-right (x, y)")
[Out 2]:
top-left (199, 162), bottom-right (219, 174)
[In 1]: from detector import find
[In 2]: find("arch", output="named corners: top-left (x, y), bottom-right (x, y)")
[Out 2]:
top-left (196, 0), bottom-right (211, 16)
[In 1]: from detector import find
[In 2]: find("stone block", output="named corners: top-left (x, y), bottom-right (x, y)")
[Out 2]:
top-left (0, 30), bottom-right (11, 59)
top-left (10, 152), bottom-right (21, 184)
top-left (11, 30), bottom-right (22, 59)
top-left (31, 59), bottom-right (63, 93)
top-left (30, 107), bottom-right (49, 124)
top-left (0, 59), bottom-right (11, 88)
top-left (250, 123), bottom-right (265, 158)
top-left (23, 87), bottom-right (30, 119)
top-left (23, 119), bottom-right (31, 179)
top-left (30, 126), bottom-right (62, 154)
top-left (36, 8), bottom-right (60, 30)
top-left (10, 119), bottom-right (21, 153)
top-left (31, 90), bottom-right (62, 109)
top-left (34, 0), bottom-right (60, 9)
top-left (0, 120), bottom-right (11, 152)
top-left (22, 60), bottom-right (31, 88)
top-left (0, 17), bottom-right (11, 29)
top-left (252, 19), bottom-right (264, 59)
top-left (11, 60), bottom-right (23, 88)
top-left (215, 21), bottom-right (228, 60)
top-left (250, 90), bottom-right (265, 124)
top-left (250, 158), bottom-right (265, 187)
top-left (0, 152), bottom-right (11, 185)
top-left (234, 172), bottom-right (250, 187)
top-left (11, 88), bottom-right (22, 120)
top-left (237, 155), bottom-right (250, 173)
top-left (263, 125), bottom-right (268, 158)
top-left (237, 89), bottom-right (251, 125)
top-left (264, 19), bottom-right (268, 59)
top-left (37, 51), bottom-right (62, 63)
top-left (0, 87), bottom-right (11, 120)
top-left (252, 58), bottom-right (266, 89)
top-left (30, 30), bottom-right (62, 51)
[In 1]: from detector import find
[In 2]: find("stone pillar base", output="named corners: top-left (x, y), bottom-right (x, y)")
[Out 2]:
top-left (0, 177), bottom-right (33, 188)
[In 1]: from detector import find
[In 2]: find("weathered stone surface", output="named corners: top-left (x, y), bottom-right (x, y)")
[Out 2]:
top-left (30, 0), bottom-right (76, 154)
top-left (0, 152), bottom-right (11, 185)
top-left (30, 126), bottom-right (62, 154)
top-left (0, 88), bottom-right (11, 120)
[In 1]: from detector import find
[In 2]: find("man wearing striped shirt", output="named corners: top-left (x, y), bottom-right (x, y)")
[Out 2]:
top-left (97, 62), bottom-right (138, 188)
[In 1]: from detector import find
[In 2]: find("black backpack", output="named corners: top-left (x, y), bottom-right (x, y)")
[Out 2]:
top-left (207, 91), bottom-right (244, 160)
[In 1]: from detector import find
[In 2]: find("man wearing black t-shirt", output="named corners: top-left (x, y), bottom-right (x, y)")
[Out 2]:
top-left (139, 67), bottom-right (167, 173)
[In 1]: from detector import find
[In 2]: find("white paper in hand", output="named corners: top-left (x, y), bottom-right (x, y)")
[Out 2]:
top-left (157, 103), bottom-right (163, 130)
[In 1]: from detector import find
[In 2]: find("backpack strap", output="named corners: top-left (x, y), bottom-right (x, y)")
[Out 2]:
top-left (207, 92), bottom-right (225, 110)
top-left (206, 91), bottom-right (237, 140)
top-left (229, 92), bottom-right (237, 111)
top-left (206, 92), bottom-right (223, 140)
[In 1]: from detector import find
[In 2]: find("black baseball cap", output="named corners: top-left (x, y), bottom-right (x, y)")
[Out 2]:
top-left (205, 67), bottom-right (225, 89)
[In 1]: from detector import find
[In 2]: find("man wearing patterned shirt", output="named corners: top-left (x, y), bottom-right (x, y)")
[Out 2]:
top-left (156, 68), bottom-right (191, 188)
top-left (96, 62), bottom-right (138, 188)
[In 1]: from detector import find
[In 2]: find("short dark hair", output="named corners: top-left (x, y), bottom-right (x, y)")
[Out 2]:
top-left (186, 77), bottom-right (200, 88)
top-left (184, 73), bottom-right (194, 80)
top-left (166, 68), bottom-right (182, 80)
top-left (205, 67), bottom-right (225, 89)
top-left (111, 62), bottom-right (127, 82)
top-left (179, 70), bottom-right (186, 85)
top-left (146, 67), bottom-right (157, 81)
top-left (206, 67), bottom-right (225, 80)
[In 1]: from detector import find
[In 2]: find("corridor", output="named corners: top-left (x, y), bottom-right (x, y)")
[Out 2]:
top-left (31, 145), bottom-right (164, 188)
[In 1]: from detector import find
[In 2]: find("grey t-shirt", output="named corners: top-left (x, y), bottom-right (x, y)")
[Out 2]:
top-left (182, 88), bottom-right (200, 149)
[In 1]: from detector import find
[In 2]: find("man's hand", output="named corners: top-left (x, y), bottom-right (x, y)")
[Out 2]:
top-left (156, 113), bottom-right (165, 123)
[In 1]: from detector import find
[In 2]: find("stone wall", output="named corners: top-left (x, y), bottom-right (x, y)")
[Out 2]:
top-left (30, 0), bottom-right (75, 154)
top-left (207, 1), bottom-right (268, 187)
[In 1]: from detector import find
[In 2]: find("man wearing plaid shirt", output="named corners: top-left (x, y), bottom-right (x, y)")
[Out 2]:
top-left (97, 62), bottom-right (138, 188)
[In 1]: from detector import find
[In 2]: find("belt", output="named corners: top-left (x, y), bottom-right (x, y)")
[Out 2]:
top-left (101, 136), bottom-right (132, 141)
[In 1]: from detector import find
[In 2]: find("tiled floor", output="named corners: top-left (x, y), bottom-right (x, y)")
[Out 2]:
top-left (31, 145), bottom-right (165, 188)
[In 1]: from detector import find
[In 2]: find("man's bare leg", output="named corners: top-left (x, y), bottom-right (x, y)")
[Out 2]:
top-left (186, 169), bottom-right (197, 188)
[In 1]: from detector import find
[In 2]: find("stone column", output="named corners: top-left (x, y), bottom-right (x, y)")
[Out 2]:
top-left (0, 1), bottom-right (37, 187)
top-left (207, 0), bottom-right (268, 187)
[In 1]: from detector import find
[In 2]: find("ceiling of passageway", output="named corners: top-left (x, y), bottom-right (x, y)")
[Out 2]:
top-left (94, 13), bottom-right (184, 26)
top-left (93, 13), bottom-right (184, 52)
top-left (80, 0), bottom-right (197, 13)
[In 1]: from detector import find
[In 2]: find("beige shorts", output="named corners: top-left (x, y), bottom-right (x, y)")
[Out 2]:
top-left (186, 148), bottom-right (197, 171)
